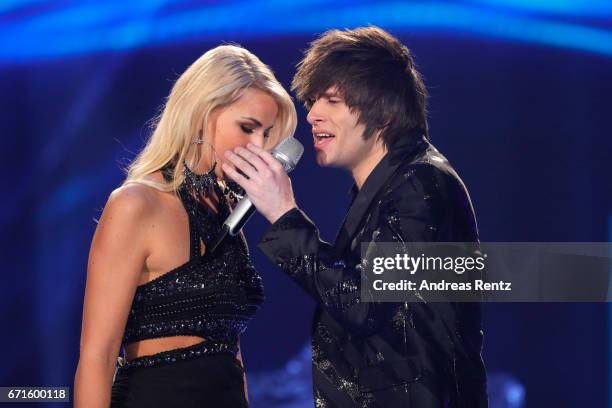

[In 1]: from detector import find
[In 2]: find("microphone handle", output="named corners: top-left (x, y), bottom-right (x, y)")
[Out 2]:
top-left (224, 197), bottom-right (257, 236)
top-left (207, 225), bottom-right (229, 255)
top-left (208, 198), bottom-right (256, 256)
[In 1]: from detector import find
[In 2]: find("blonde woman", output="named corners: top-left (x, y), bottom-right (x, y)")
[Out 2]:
top-left (74, 45), bottom-right (297, 408)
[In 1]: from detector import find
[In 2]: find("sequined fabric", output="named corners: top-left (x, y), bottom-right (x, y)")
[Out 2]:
top-left (121, 177), bottom-right (264, 369)
top-left (259, 134), bottom-right (487, 407)
top-left (116, 340), bottom-right (237, 375)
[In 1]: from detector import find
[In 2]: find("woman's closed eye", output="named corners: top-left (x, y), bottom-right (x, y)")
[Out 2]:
top-left (240, 124), bottom-right (254, 134)
top-left (241, 124), bottom-right (272, 139)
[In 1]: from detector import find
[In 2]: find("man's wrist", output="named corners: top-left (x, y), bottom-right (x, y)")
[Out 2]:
top-left (267, 205), bottom-right (297, 224)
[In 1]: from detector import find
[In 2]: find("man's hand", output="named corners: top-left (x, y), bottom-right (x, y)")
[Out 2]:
top-left (222, 142), bottom-right (297, 224)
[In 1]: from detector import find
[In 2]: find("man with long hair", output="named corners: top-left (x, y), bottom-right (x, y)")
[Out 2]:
top-left (223, 27), bottom-right (488, 407)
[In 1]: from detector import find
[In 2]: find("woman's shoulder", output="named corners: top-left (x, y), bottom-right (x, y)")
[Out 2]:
top-left (106, 173), bottom-right (169, 220)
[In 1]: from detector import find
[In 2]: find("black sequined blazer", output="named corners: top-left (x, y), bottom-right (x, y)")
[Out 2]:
top-left (259, 133), bottom-right (488, 407)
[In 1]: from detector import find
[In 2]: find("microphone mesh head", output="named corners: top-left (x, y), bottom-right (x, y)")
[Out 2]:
top-left (272, 137), bottom-right (304, 172)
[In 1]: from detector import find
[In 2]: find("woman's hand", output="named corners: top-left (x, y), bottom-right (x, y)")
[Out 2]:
top-left (222, 143), bottom-right (297, 224)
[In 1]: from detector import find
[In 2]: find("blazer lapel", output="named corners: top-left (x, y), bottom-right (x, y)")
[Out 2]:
top-left (333, 133), bottom-right (428, 256)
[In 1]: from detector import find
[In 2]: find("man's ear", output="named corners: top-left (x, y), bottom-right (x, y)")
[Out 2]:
top-left (372, 127), bottom-right (386, 143)
top-left (375, 120), bottom-right (390, 138)
top-left (379, 115), bottom-right (392, 130)
top-left (374, 120), bottom-right (391, 149)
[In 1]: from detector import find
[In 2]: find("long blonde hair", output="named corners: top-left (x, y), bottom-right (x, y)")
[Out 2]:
top-left (124, 45), bottom-right (297, 192)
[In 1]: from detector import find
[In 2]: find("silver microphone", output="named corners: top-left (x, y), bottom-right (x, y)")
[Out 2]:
top-left (220, 137), bottom-right (304, 241)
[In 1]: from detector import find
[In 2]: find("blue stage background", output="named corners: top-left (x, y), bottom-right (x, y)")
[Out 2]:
top-left (1, 1), bottom-right (611, 407)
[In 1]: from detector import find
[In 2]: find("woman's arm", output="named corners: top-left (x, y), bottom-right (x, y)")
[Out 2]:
top-left (74, 185), bottom-right (152, 408)
top-left (236, 338), bottom-right (248, 404)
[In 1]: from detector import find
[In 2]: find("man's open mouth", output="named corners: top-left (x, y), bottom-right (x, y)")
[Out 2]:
top-left (314, 133), bottom-right (335, 146)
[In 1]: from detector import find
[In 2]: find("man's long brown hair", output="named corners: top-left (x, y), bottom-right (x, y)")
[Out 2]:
top-left (292, 26), bottom-right (428, 148)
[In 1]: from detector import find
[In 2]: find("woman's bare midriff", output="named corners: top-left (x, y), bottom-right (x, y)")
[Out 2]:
top-left (124, 336), bottom-right (207, 361)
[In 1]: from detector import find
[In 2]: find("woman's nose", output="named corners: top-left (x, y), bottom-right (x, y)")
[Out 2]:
top-left (251, 132), bottom-right (265, 148)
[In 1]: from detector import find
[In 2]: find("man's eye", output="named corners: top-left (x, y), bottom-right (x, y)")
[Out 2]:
top-left (329, 98), bottom-right (341, 104)
top-left (241, 125), bottom-right (254, 134)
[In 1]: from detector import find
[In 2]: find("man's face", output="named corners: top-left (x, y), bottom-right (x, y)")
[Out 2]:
top-left (307, 87), bottom-right (377, 170)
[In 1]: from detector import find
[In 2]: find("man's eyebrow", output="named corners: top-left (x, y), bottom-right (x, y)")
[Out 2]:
top-left (241, 116), bottom-right (274, 129)
top-left (319, 91), bottom-right (341, 99)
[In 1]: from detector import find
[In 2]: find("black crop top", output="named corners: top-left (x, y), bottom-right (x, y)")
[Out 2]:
top-left (121, 175), bottom-right (264, 351)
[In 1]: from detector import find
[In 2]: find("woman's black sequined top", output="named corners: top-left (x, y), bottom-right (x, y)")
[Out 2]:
top-left (119, 171), bottom-right (264, 370)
